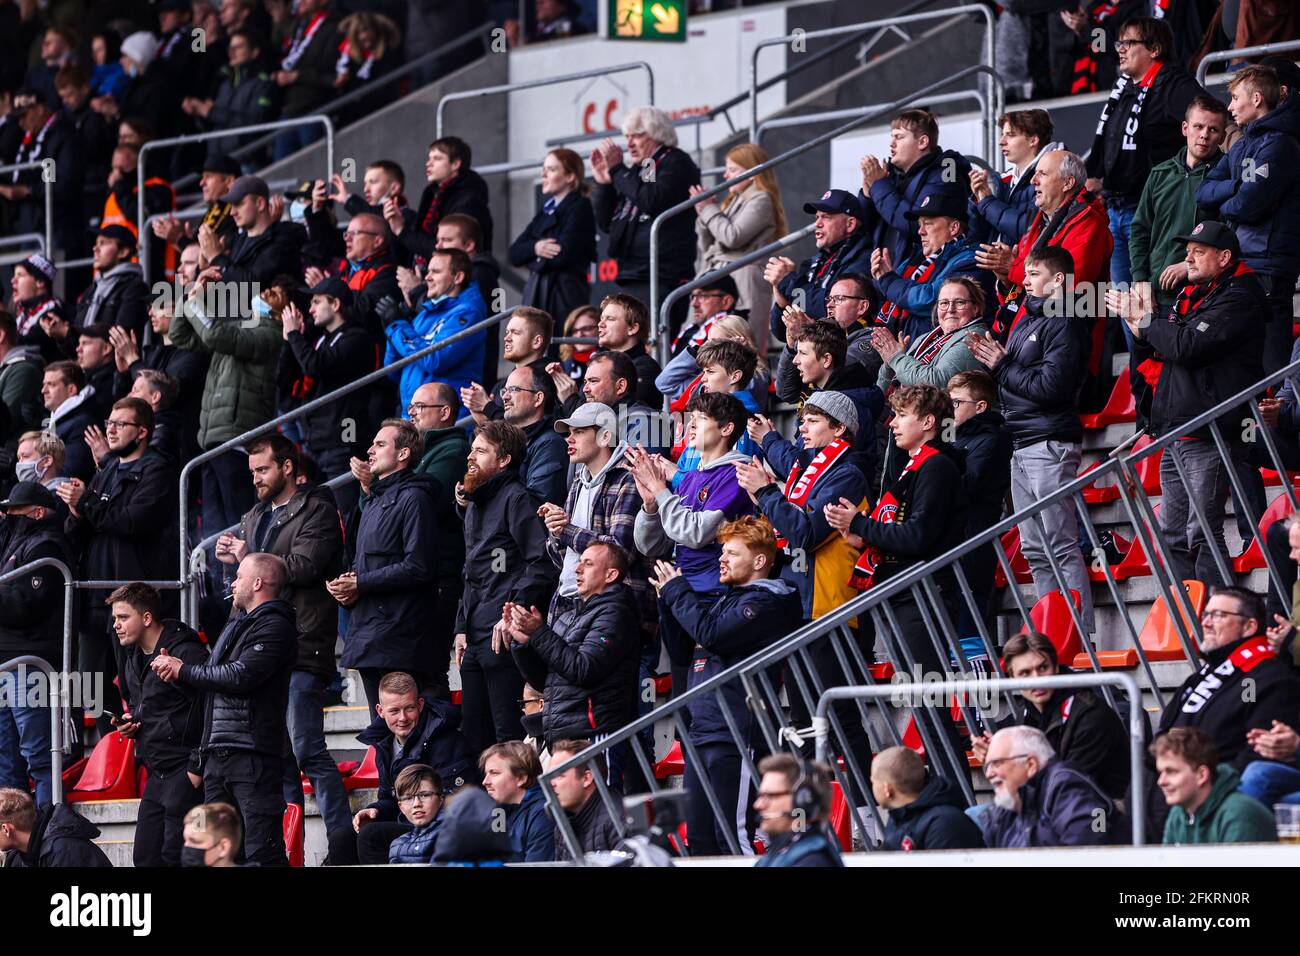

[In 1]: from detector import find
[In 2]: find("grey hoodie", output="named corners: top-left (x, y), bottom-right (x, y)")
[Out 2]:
top-left (559, 443), bottom-right (628, 596)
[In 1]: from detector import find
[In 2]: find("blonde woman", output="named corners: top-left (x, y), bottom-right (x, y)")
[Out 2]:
top-left (334, 13), bottom-right (402, 90)
top-left (508, 149), bottom-right (597, 320)
top-left (691, 143), bottom-right (787, 353)
top-left (656, 311), bottom-right (770, 411)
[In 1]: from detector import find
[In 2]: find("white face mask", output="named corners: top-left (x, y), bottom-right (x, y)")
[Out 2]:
top-left (125, 62), bottom-right (140, 78)
top-left (14, 460), bottom-right (41, 483)
top-left (289, 199), bottom-right (308, 223)
top-left (252, 295), bottom-right (272, 319)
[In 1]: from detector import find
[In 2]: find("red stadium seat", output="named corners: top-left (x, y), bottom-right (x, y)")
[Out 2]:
top-left (653, 740), bottom-right (684, 780)
top-left (66, 733), bottom-right (138, 802)
top-left (1233, 492), bottom-right (1296, 572)
top-left (829, 782), bottom-right (851, 851)
top-left (1073, 580), bottom-right (1205, 669)
top-left (342, 746), bottom-right (380, 791)
top-left (653, 673), bottom-right (673, 696)
top-left (1261, 468), bottom-right (1300, 488)
top-left (1028, 590), bottom-right (1085, 664)
top-left (1082, 435), bottom-right (1161, 504)
top-left (1080, 372), bottom-right (1135, 429)
top-left (993, 527), bottom-right (1033, 588)
top-left (284, 803), bottom-right (305, 867)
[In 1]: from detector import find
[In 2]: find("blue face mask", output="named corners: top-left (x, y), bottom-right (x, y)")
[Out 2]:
top-left (252, 296), bottom-right (272, 319)
top-left (289, 200), bottom-right (308, 223)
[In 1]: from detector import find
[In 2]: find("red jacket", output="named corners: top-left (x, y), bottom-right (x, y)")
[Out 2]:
top-left (1008, 188), bottom-right (1112, 286)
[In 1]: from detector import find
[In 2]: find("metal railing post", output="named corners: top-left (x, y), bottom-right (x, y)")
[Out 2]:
top-left (0, 656), bottom-right (63, 804)
top-left (815, 672), bottom-right (1147, 846)
top-left (0, 161), bottom-right (55, 259)
top-left (1197, 39), bottom-right (1300, 87)
top-left (138, 116), bottom-right (335, 281)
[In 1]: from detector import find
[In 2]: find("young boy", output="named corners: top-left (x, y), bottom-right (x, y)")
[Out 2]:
top-left (672, 339), bottom-right (762, 484)
top-left (387, 764), bottom-right (447, 864)
top-left (967, 244), bottom-right (1094, 632)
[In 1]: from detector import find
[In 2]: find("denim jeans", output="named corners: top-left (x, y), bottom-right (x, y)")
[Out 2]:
top-left (1108, 205), bottom-right (1135, 286)
top-left (1238, 760), bottom-right (1300, 806)
top-left (272, 122), bottom-right (324, 162)
top-left (1159, 440), bottom-right (1234, 587)
top-left (0, 670), bottom-right (52, 804)
top-left (1011, 440), bottom-right (1094, 632)
top-left (283, 670), bottom-right (351, 833)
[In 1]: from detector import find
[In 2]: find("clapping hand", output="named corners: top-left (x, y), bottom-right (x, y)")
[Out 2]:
top-left (966, 330), bottom-right (1007, 370)
top-left (649, 559), bottom-right (683, 595)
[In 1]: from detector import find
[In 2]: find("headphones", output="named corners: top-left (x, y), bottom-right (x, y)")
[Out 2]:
top-left (790, 759), bottom-right (821, 823)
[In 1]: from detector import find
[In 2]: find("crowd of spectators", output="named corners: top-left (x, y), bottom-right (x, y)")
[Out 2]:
top-left (0, 6), bottom-right (1298, 868)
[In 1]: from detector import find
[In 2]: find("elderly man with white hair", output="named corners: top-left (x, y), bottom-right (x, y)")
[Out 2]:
top-left (981, 725), bottom-right (1124, 848)
top-left (590, 105), bottom-right (702, 336)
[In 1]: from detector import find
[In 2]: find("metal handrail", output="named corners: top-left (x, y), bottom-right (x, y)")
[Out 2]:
top-left (748, 4), bottom-right (996, 144)
top-left (0, 556), bottom-right (76, 803)
top-left (138, 116), bottom-right (335, 281)
top-left (815, 673), bottom-right (1147, 846)
top-left (755, 89), bottom-right (986, 147)
top-left (435, 62), bottom-right (655, 140)
top-left (176, 308), bottom-right (513, 625)
top-left (0, 232), bottom-right (47, 252)
top-left (171, 24), bottom-right (498, 193)
top-left (646, 64), bottom-right (1004, 358)
top-left (1197, 39), bottom-right (1300, 87)
top-left (0, 160), bottom-right (55, 258)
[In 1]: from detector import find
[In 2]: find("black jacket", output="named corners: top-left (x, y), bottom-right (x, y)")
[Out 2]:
top-left (66, 451), bottom-right (178, 625)
top-left (511, 582), bottom-right (641, 744)
top-left (592, 145), bottom-right (700, 284)
top-left (182, 598), bottom-right (298, 759)
top-left (658, 575), bottom-right (803, 746)
top-left (520, 415), bottom-right (569, 507)
top-left (73, 265), bottom-right (149, 341)
top-left (882, 775), bottom-right (985, 851)
top-left (52, 401), bottom-right (96, 482)
top-left (953, 408), bottom-right (1012, 536)
top-left (509, 191), bottom-right (597, 320)
top-left (284, 321), bottom-right (377, 459)
top-left (402, 169), bottom-right (495, 264)
top-left (120, 620), bottom-right (208, 774)
top-left (341, 470), bottom-right (441, 676)
top-left (357, 692), bottom-right (478, 823)
top-left (0, 509), bottom-right (73, 666)
top-left (211, 222), bottom-right (307, 291)
top-left (993, 295), bottom-right (1091, 447)
top-left (555, 790), bottom-right (623, 862)
top-left (236, 484), bottom-right (346, 679)
top-left (1133, 264), bottom-right (1267, 440)
top-left (4, 111), bottom-right (85, 257)
top-left (455, 469), bottom-right (558, 641)
top-left (11, 803), bottom-right (111, 868)
top-left (117, 65), bottom-right (181, 138)
top-left (205, 64), bottom-right (278, 156)
top-left (624, 342), bottom-right (664, 410)
top-left (277, 14), bottom-right (341, 117)
top-left (117, 341), bottom-right (210, 463)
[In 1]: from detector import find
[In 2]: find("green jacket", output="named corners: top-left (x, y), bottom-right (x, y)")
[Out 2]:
top-left (1129, 148), bottom-right (1217, 307)
top-left (168, 304), bottom-right (282, 449)
top-left (1162, 764), bottom-right (1277, 845)
top-left (0, 347), bottom-right (46, 436)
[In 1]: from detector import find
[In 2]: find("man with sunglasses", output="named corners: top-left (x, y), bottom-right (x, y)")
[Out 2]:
top-left (1147, 586), bottom-right (1300, 834)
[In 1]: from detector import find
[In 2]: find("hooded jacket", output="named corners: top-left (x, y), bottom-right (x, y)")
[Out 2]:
top-left (774, 360), bottom-right (885, 479)
top-left (120, 619), bottom-right (208, 774)
top-left (182, 598), bottom-right (298, 759)
top-left (74, 261), bottom-right (148, 339)
top-left (342, 469), bottom-right (440, 675)
top-left (520, 415), bottom-right (569, 507)
top-left (882, 775), bottom-right (985, 850)
top-left (48, 389), bottom-right (97, 482)
top-left (953, 407), bottom-right (1012, 537)
top-left (236, 483), bottom-right (345, 679)
top-left (983, 758), bottom-right (1122, 848)
top-left (1196, 99), bottom-right (1300, 277)
top-left (284, 319), bottom-right (377, 458)
top-left (358, 692), bottom-right (477, 822)
top-left (456, 468), bottom-right (557, 641)
top-left (658, 575), bottom-right (803, 746)
top-left (510, 581), bottom-right (641, 744)
top-left (992, 294), bottom-right (1092, 448)
top-left (504, 784), bottom-right (556, 862)
top-left (402, 169), bottom-right (495, 264)
top-left (415, 426), bottom-right (470, 579)
top-left (862, 147), bottom-right (973, 265)
top-left (592, 145), bottom-right (700, 284)
top-left (755, 828), bottom-right (844, 867)
top-left (209, 221), bottom-right (306, 289)
top-left (1161, 763), bottom-right (1278, 845)
top-left (432, 787), bottom-right (515, 864)
top-left (0, 507), bottom-right (72, 666)
top-left (10, 803), bottom-right (111, 868)
top-left (383, 282), bottom-right (488, 410)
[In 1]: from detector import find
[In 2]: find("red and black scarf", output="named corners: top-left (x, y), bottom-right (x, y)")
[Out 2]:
top-left (419, 175), bottom-right (458, 238)
top-left (875, 257), bottom-right (936, 329)
top-left (848, 442), bottom-right (941, 590)
top-left (1070, 2), bottom-right (1122, 95)
top-left (775, 439), bottom-right (853, 549)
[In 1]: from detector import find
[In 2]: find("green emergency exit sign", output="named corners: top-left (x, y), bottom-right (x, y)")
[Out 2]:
top-left (608, 0), bottom-right (687, 42)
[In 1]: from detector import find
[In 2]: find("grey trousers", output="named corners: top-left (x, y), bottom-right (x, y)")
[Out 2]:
top-left (1159, 439), bottom-right (1234, 588)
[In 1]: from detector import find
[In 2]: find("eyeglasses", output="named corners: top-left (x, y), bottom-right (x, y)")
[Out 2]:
top-left (407, 402), bottom-right (449, 414)
top-left (1113, 38), bottom-right (1149, 51)
top-left (500, 385), bottom-right (541, 397)
top-left (825, 294), bottom-right (866, 305)
top-left (982, 754), bottom-right (1031, 774)
top-left (572, 325), bottom-right (599, 336)
top-left (689, 291), bottom-right (725, 301)
top-left (755, 789), bottom-right (793, 800)
top-left (104, 419), bottom-right (140, 431)
top-left (936, 298), bottom-right (973, 310)
top-left (1201, 609), bottom-right (1249, 622)
top-left (345, 229), bottom-right (382, 238)
top-left (949, 398), bottom-right (980, 408)
top-left (396, 791), bottom-right (440, 804)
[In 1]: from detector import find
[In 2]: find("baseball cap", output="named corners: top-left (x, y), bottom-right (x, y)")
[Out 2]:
top-left (308, 275), bottom-right (355, 309)
top-left (1172, 220), bottom-right (1241, 259)
top-left (224, 175), bottom-right (271, 205)
top-left (97, 224), bottom-right (138, 251)
top-left (0, 481), bottom-right (59, 512)
top-left (696, 273), bottom-right (739, 299)
top-left (803, 188), bottom-right (864, 219)
top-left (554, 402), bottom-right (618, 437)
top-left (201, 154), bottom-right (242, 178)
top-left (904, 190), bottom-right (969, 222)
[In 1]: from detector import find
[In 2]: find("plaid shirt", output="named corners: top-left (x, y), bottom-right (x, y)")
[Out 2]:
top-left (546, 461), bottom-right (652, 625)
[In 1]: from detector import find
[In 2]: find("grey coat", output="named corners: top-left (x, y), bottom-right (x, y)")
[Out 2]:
top-left (876, 320), bottom-right (988, 392)
top-left (695, 185), bottom-right (776, 323)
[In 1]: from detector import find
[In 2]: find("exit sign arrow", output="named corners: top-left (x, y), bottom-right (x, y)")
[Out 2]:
top-left (650, 2), bottom-right (679, 34)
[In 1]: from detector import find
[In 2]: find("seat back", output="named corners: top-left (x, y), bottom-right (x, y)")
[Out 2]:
top-left (1139, 579), bottom-right (1207, 660)
top-left (828, 782), bottom-right (852, 851)
top-left (68, 733), bottom-right (136, 799)
top-left (343, 745), bottom-right (380, 791)
top-left (283, 803), bottom-right (305, 867)
top-left (1029, 590), bottom-right (1085, 663)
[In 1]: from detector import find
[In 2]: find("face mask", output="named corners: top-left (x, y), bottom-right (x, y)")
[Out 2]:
top-left (252, 296), bottom-right (272, 319)
top-left (180, 845), bottom-right (208, 868)
top-left (14, 460), bottom-right (40, 483)
top-left (289, 200), bottom-right (308, 223)
top-left (125, 62), bottom-right (140, 78)
top-left (521, 712), bottom-right (544, 739)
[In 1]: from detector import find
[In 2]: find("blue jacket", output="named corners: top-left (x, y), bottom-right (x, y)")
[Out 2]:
top-left (875, 236), bottom-right (984, 343)
top-left (358, 693), bottom-right (478, 823)
top-left (754, 435), bottom-right (868, 621)
top-left (882, 775), bottom-right (985, 851)
top-left (658, 575), bottom-right (803, 746)
top-left (505, 785), bottom-right (556, 862)
top-left (383, 283), bottom-right (488, 409)
top-left (755, 828), bottom-right (845, 867)
top-left (388, 811), bottom-right (445, 864)
top-left (1196, 100), bottom-right (1300, 277)
top-left (770, 229), bottom-right (874, 343)
top-left (862, 148), bottom-right (973, 264)
top-left (983, 759), bottom-right (1124, 849)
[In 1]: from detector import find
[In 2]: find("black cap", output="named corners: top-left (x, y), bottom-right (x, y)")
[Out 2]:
top-left (11, 88), bottom-right (43, 114)
top-left (1259, 55), bottom-right (1300, 94)
top-left (0, 481), bottom-right (58, 512)
top-left (201, 154), bottom-right (241, 177)
top-left (284, 179), bottom-right (317, 200)
top-left (97, 224), bottom-right (137, 251)
top-left (224, 175), bottom-right (270, 205)
top-left (696, 273), bottom-right (739, 300)
top-left (803, 188), bottom-right (864, 219)
top-left (78, 322), bottom-right (111, 343)
top-left (1172, 220), bottom-right (1241, 258)
top-left (904, 190), bottom-right (969, 222)
top-left (309, 275), bottom-right (354, 309)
